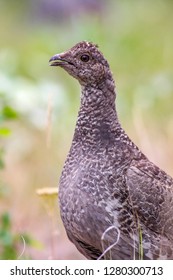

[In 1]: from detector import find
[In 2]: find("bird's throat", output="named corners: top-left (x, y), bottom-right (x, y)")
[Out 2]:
top-left (74, 85), bottom-right (120, 146)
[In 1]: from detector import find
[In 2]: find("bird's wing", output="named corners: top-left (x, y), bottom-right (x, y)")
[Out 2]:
top-left (126, 159), bottom-right (173, 240)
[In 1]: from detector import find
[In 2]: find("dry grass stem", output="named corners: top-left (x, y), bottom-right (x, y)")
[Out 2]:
top-left (46, 92), bottom-right (53, 149)
top-left (97, 225), bottom-right (120, 260)
top-left (17, 235), bottom-right (26, 259)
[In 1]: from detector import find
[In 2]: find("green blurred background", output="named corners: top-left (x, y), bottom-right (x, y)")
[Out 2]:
top-left (0, 0), bottom-right (173, 259)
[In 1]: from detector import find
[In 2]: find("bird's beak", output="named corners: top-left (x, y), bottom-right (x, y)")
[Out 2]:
top-left (49, 53), bottom-right (72, 67)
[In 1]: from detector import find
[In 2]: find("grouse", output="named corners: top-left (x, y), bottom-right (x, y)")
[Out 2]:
top-left (49, 41), bottom-right (173, 260)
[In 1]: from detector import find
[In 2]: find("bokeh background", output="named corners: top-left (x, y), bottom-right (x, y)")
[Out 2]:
top-left (0, 0), bottom-right (173, 259)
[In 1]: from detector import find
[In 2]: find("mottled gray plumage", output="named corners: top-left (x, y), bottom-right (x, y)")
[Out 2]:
top-left (49, 41), bottom-right (173, 259)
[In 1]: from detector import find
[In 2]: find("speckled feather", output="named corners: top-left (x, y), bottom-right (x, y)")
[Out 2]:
top-left (49, 41), bottom-right (173, 259)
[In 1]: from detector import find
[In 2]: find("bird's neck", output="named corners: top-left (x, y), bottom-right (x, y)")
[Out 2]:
top-left (80, 70), bottom-right (116, 107)
top-left (73, 81), bottom-right (122, 144)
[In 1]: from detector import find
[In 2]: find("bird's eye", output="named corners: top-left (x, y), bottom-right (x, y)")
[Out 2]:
top-left (80, 54), bottom-right (90, 62)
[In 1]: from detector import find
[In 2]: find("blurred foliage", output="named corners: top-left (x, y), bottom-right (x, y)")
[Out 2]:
top-left (0, 94), bottom-right (18, 179)
top-left (0, 212), bottom-right (18, 260)
top-left (0, 0), bottom-right (173, 259)
top-left (0, 95), bottom-right (41, 259)
top-left (0, 212), bottom-right (41, 259)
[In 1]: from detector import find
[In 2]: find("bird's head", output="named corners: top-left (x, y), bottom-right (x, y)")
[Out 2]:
top-left (49, 41), bottom-right (112, 87)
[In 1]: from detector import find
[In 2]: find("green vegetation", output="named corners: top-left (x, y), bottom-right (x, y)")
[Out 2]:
top-left (0, 0), bottom-right (173, 259)
top-left (0, 212), bottom-right (40, 259)
top-left (0, 93), bottom-right (40, 259)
